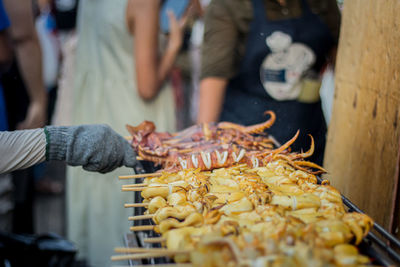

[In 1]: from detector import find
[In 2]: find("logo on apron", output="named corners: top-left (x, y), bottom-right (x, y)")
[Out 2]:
top-left (260, 31), bottom-right (315, 101)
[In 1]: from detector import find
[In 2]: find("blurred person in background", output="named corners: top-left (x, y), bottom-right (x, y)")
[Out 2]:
top-left (69, 0), bottom-right (186, 265)
top-left (1, 0), bottom-right (48, 234)
top-left (197, 0), bottom-right (340, 165)
top-left (32, 0), bottom-right (65, 195)
top-left (172, 0), bottom-right (209, 129)
top-left (2, 0), bottom-right (47, 131)
top-left (51, 0), bottom-right (79, 127)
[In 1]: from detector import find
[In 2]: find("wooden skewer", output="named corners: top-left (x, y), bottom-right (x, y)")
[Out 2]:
top-left (119, 173), bottom-right (162, 179)
top-left (122, 187), bottom-right (146, 192)
top-left (143, 237), bottom-right (166, 243)
top-left (124, 136), bottom-right (133, 141)
top-left (122, 184), bottom-right (170, 191)
top-left (128, 214), bottom-right (154, 221)
top-left (124, 203), bottom-right (148, 208)
top-left (122, 183), bottom-right (147, 188)
top-left (136, 156), bottom-right (144, 160)
top-left (111, 250), bottom-right (190, 261)
top-left (130, 225), bottom-right (154, 231)
top-left (112, 264), bottom-right (192, 267)
top-left (114, 247), bottom-right (170, 253)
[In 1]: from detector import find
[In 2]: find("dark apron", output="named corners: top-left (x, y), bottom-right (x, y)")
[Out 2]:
top-left (220, 0), bottom-right (335, 164)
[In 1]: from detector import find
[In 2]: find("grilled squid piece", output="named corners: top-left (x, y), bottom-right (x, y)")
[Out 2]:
top-left (204, 209), bottom-right (223, 225)
top-left (141, 181), bottom-right (187, 199)
top-left (270, 194), bottom-right (321, 211)
top-left (286, 208), bottom-right (321, 224)
top-left (153, 205), bottom-right (197, 224)
top-left (147, 196), bottom-right (167, 214)
top-left (342, 213), bottom-right (373, 245)
top-left (155, 212), bottom-right (204, 234)
top-left (207, 191), bottom-right (245, 205)
top-left (164, 226), bottom-right (212, 263)
top-left (190, 236), bottom-right (243, 267)
top-left (167, 192), bottom-right (187, 206)
top-left (314, 219), bottom-right (353, 247)
top-left (220, 197), bottom-right (253, 215)
top-left (333, 244), bottom-right (370, 265)
top-left (164, 226), bottom-right (197, 251)
top-left (312, 185), bottom-right (342, 204)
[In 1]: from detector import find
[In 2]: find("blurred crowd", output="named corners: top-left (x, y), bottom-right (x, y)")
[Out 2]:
top-left (0, 0), bottom-right (340, 266)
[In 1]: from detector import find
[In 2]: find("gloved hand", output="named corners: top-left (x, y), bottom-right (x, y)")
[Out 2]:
top-left (45, 124), bottom-right (137, 173)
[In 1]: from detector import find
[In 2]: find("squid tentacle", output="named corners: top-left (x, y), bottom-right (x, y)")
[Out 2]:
top-left (257, 130), bottom-right (300, 158)
top-left (294, 134), bottom-right (315, 159)
top-left (244, 110), bottom-right (276, 134)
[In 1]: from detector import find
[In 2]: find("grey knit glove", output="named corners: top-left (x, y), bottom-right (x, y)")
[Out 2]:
top-left (45, 124), bottom-right (137, 173)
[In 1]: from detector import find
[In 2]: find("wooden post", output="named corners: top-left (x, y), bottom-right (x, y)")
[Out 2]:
top-left (324, 0), bottom-right (400, 235)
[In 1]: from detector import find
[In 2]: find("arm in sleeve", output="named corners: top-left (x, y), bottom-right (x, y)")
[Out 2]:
top-left (197, 1), bottom-right (241, 122)
top-left (0, 125), bottom-right (137, 175)
top-left (200, 0), bottom-right (239, 80)
top-left (0, 128), bottom-right (46, 174)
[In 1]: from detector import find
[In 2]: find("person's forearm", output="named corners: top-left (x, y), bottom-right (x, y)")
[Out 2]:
top-left (0, 124), bottom-right (137, 175)
top-left (197, 77), bottom-right (228, 123)
top-left (0, 129), bottom-right (46, 174)
top-left (157, 46), bottom-right (180, 88)
top-left (129, 0), bottom-right (184, 101)
top-left (15, 32), bottom-right (47, 105)
top-left (4, 0), bottom-right (47, 105)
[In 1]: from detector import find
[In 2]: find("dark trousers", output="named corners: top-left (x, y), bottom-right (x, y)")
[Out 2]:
top-left (2, 60), bottom-right (34, 234)
top-left (11, 169), bottom-right (34, 233)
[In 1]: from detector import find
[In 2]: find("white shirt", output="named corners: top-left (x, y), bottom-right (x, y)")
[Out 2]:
top-left (0, 128), bottom-right (46, 174)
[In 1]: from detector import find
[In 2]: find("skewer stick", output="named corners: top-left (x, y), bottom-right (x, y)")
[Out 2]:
top-left (122, 185), bottom-right (170, 191)
top-left (122, 187), bottom-right (146, 192)
top-left (114, 247), bottom-right (171, 253)
top-left (122, 183), bottom-right (147, 188)
top-left (143, 237), bottom-right (166, 243)
top-left (130, 225), bottom-right (154, 231)
top-left (128, 214), bottom-right (154, 221)
top-left (124, 203), bottom-right (148, 208)
top-left (111, 250), bottom-right (190, 261)
top-left (136, 156), bottom-right (144, 160)
top-left (112, 264), bottom-right (192, 267)
top-left (119, 173), bottom-right (162, 179)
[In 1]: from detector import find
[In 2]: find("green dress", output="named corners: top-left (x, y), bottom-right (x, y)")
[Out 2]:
top-left (67, 0), bottom-right (176, 265)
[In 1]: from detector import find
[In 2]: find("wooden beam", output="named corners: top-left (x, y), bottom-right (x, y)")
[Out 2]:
top-left (324, 0), bottom-right (400, 230)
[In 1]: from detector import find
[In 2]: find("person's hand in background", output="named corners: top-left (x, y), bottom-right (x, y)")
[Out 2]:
top-left (46, 124), bottom-right (137, 173)
top-left (127, 0), bottom-right (189, 101)
top-left (166, 10), bottom-right (187, 52)
top-left (17, 99), bottom-right (47, 130)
